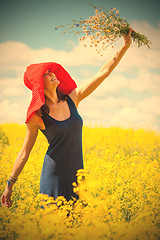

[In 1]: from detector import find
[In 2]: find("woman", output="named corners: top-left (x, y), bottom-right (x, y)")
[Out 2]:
top-left (1, 28), bottom-right (132, 208)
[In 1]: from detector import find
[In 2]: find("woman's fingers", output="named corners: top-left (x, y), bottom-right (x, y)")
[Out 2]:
top-left (1, 194), bottom-right (12, 208)
top-left (4, 196), bottom-right (9, 207)
top-left (129, 27), bottom-right (132, 36)
top-left (5, 195), bottom-right (12, 207)
top-left (123, 27), bottom-right (132, 46)
top-left (1, 194), bottom-right (5, 206)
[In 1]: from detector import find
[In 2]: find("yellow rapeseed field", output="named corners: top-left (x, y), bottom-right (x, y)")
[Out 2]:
top-left (0, 123), bottom-right (160, 240)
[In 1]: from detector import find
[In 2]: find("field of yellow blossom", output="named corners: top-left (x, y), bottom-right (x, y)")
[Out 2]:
top-left (0, 123), bottom-right (160, 240)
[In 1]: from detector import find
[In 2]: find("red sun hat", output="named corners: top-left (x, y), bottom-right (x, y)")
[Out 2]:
top-left (24, 62), bottom-right (77, 123)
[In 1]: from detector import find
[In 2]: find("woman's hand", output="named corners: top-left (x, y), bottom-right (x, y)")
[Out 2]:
top-left (1, 186), bottom-right (13, 208)
top-left (123, 27), bottom-right (132, 47)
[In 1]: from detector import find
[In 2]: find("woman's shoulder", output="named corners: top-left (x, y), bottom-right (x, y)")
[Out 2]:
top-left (68, 89), bottom-right (79, 108)
top-left (26, 112), bottom-right (45, 130)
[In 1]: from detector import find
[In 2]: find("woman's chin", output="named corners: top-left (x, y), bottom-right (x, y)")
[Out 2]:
top-left (51, 80), bottom-right (60, 84)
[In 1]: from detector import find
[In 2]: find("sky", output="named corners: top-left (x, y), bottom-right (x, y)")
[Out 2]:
top-left (0, 0), bottom-right (160, 132)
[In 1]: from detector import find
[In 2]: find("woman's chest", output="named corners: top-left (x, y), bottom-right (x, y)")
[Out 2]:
top-left (41, 111), bottom-right (83, 141)
top-left (49, 100), bottom-right (71, 121)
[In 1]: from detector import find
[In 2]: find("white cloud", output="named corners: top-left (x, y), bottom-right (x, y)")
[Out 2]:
top-left (79, 98), bottom-right (159, 131)
top-left (91, 74), bottom-right (128, 96)
top-left (112, 20), bottom-right (160, 72)
top-left (1, 87), bottom-right (25, 96)
top-left (79, 95), bottom-right (133, 112)
top-left (79, 68), bottom-right (93, 77)
top-left (137, 96), bottom-right (160, 115)
top-left (0, 99), bottom-right (27, 123)
top-left (0, 20), bottom-right (159, 76)
top-left (76, 68), bottom-right (160, 97)
top-left (0, 41), bottom-right (33, 75)
top-left (0, 89), bottom-right (32, 123)
top-left (131, 21), bottom-right (160, 49)
top-left (0, 76), bottom-right (26, 97)
top-left (78, 88), bottom-right (160, 131)
top-left (128, 70), bottom-right (160, 93)
top-left (110, 106), bottom-right (158, 131)
top-left (78, 96), bottom-right (133, 126)
top-left (0, 20), bottom-right (160, 132)
top-left (0, 77), bottom-right (25, 96)
top-left (0, 77), bottom-right (22, 87)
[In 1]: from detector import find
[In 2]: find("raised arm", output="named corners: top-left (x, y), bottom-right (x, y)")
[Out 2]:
top-left (70, 28), bottom-right (132, 105)
top-left (1, 114), bottom-right (40, 208)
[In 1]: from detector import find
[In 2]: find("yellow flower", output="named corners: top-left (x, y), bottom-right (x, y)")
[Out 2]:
top-left (1, 123), bottom-right (160, 239)
top-left (72, 182), bottom-right (77, 187)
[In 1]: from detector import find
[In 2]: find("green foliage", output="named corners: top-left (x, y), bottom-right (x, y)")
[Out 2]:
top-left (0, 128), bottom-right (9, 146)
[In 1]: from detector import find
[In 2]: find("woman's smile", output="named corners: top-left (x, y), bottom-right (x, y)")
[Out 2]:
top-left (43, 70), bottom-right (60, 89)
top-left (51, 77), bottom-right (57, 82)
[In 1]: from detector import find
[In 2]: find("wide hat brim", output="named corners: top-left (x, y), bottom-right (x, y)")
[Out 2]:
top-left (24, 62), bottom-right (77, 123)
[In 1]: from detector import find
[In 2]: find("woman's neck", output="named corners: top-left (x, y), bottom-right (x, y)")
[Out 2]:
top-left (45, 91), bottom-right (59, 105)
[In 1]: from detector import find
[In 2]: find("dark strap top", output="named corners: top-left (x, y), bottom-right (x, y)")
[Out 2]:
top-left (40, 96), bottom-right (83, 176)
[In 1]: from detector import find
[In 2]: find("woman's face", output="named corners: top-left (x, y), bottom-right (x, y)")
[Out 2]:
top-left (43, 70), bottom-right (60, 90)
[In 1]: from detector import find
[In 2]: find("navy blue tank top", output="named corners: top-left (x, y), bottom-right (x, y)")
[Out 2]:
top-left (40, 96), bottom-right (83, 200)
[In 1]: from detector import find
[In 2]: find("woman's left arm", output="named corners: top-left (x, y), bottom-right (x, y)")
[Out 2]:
top-left (73, 27), bottom-right (132, 104)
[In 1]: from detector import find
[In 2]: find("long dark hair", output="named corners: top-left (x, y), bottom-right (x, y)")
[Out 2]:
top-left (37, 87), bottom-right (67, 117)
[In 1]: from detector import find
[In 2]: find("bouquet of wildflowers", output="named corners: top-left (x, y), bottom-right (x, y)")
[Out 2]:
top-left (55, 1), bottom-right (151, 55)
